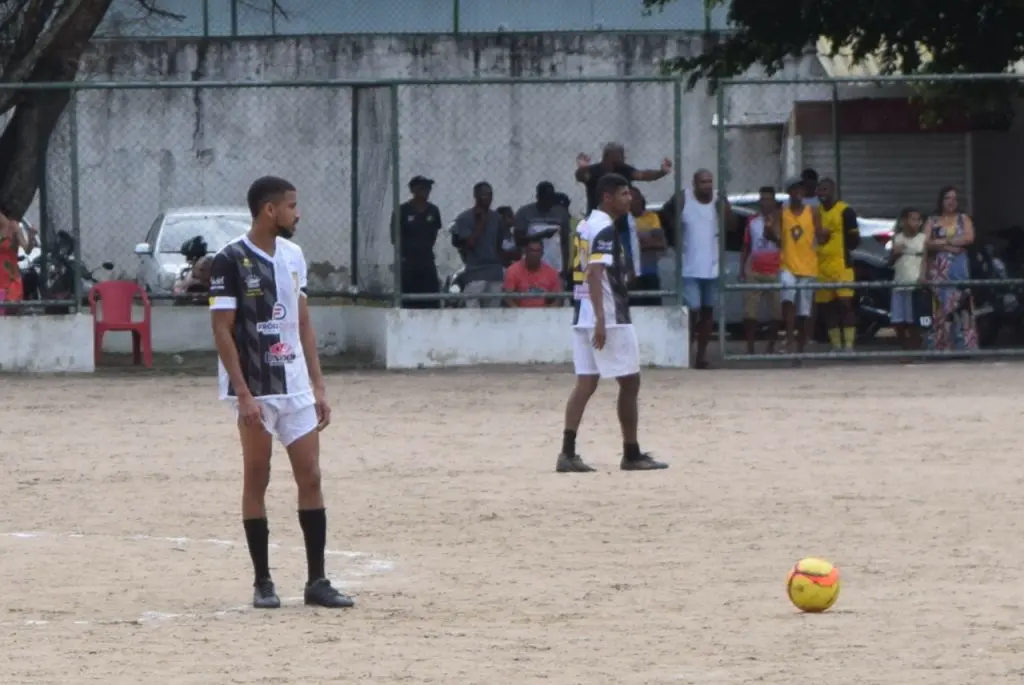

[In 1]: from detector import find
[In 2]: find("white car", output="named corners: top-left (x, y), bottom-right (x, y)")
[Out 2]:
top-left (134, 207), bottom-right (250, 295)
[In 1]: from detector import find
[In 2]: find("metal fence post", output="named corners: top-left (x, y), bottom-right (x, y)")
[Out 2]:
top-left (831, 83), bottom-right (841, 195)
top-left (202, 0), bottom-right (210, 37)
top-left (68, 86), bottom-right (82, 313)
top-left (715, 81), bottom-right (727, 359)
top-left (229, 0), bottom-right (238, 36)
top-left (453, 0), bottom-right (460, 34)
top-left (672, 78), bottom-right (683, 306)
top-left (350, 86), bottom-right (361, 290)
top-left (390, 84), bottom-right (402, 307)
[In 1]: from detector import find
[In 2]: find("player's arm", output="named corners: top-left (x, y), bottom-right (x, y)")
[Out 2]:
top-left (842, 206), bottom-right (860, 250)
top-left (208, 253), bottom-right (251, 399)
top-left (631, 159), bottom-right (671, 181)
top-left (812, 207), bottom-right (829, 243)
top-left (296, 262), bottom-right (325, 393)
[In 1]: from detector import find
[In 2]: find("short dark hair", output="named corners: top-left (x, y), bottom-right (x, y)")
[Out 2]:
top-left (496, 205), bottom-right (514, 218)
top-left (473, 181), bottom-right (492, 195)
top-left (595, 173), bottom-right (629, 203)
top-left (247, 176), bottom-right (296, 218)
top-left (818, 177), bottom-right (835, 186)
top-left (758, 185), bottom-right (775, 195)
top-left (801, 168), bottom-right (818, 182)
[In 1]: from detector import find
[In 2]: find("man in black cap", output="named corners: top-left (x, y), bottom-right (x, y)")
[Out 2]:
top-left (514, 181), bottom-right (572, 286)
top-left (391, 175), bottom-right (443, 308)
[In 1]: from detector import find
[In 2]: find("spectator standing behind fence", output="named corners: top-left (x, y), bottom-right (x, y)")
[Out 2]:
top-left (628, 187), bottom-right (666, 306)
top-left (800, 168), bottom-right (820, 208)
top-left (514, 182), bottom-right (571, 281)
top-left (503, 240), bottom-right (562, 307)
top-left (0, 213), bottom-right (35, 313)
top-left (391, 176), bottom-right (442, 309)
top-left (575, 143), bottom-right (672, 214)
top-left (890, 208), bottom-right (928, 352)
top-left (779, 176), bottom-right (828, 360)
top-left (925, 186), bottom-right (978, 351)
top-left (452, 181), bottom-right (505, 307)
top-left (815, 178), bottom-right (860, 351)
top-left (739, 186), bottom-right (782, 354)
top-left (666, 169), bottom-right (734, 370)
top-left (496, 206), bottom-right (521, 267)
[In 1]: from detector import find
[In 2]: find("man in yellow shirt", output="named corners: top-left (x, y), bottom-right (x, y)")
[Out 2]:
top-left (778, 176), bottom-right (828, 357)
top-left (815, 178), bottom-right (860, 350)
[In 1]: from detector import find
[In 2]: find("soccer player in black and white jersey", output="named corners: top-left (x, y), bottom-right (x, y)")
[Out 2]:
top-left (556, 173), bottom-right (668, 473)
top-left (209, 176), bottom-right (353, 609)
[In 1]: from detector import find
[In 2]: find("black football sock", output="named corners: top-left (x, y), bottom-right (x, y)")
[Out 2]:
top-left (242, 517), bottom-right (271, 583)
top-left (623, 442), bottom-right (642, 461)
top-left (298, 508), bottom-right (327, 584)
top-left (562, 430), bottom-right (577, 455)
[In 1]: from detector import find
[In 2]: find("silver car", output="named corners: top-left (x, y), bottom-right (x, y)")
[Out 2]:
top-left (133, 207), bottom-right (250, 294)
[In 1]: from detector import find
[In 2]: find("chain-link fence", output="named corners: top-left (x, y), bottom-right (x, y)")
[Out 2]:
top-left (96, 0), bottom-right (723, 37)
top-left (716, 73), bottom-right (1024, 362)
top-left (12, 77), bottom-right (694, 309)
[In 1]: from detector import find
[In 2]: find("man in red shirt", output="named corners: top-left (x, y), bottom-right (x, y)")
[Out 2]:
top-left (503, 240), bottom-right (562, 307)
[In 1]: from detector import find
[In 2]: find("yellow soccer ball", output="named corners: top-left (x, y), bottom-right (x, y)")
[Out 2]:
top-left (786, 557), bottom-right (840, 613)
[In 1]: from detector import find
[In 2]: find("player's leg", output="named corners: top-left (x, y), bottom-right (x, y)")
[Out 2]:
top-left (780, 270), bottom-right (797, 351)
top-left (595, 326), bottom-right (667, 471)
top-left (695, 278), bottom-right (717, 369)
top-left (797, 280), bottom-right (814, 354)
top-left (816, 281), bottom-right (840, 350)
top-left (837, 269), bottom-right (858, 348)
top-left (558, 329), bottom-right (600, 472)
top-left (281, 408), bottom-right (355, 608)
top-left (238, 409), bottom-right (280, 609)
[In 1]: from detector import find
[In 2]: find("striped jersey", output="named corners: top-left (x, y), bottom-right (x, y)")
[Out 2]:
top-left (209, 235), bottom-right (312, 409)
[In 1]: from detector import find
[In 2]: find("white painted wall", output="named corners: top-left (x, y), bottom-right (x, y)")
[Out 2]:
top-left (0, 314), bottom-right (94, 373)
top-left (372, 306), bottom-right (689, 369)
top-left (92, 304), bottom-right (690, 369)
top-left (32, 34), bottom-right (782, 293)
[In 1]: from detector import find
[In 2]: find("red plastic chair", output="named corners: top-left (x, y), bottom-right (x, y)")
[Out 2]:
top-left (89, 281), bottom-right (153, 367)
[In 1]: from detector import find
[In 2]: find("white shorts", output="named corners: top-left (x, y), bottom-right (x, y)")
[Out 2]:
top-left (232, 399), bottom-right (319, 447)
top-left (572, 325), bottom-right (640, 378)
top-left (780, 269), bottom-right (815, 317)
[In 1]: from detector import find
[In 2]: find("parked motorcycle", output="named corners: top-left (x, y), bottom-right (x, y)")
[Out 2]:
top-left (21, 230), bottom-right (114, 314)
top-left (844, 241), bottom-right (895, 343)
top-left (967, 228), bottom-right (1024, 347)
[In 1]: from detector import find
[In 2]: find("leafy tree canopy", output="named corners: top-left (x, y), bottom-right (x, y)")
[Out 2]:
top-left (644, 0), bottom-right (1024, 93)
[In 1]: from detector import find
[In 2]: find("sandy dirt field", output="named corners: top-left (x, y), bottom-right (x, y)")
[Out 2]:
top-left (2, 362), bottom-right (1024, 684)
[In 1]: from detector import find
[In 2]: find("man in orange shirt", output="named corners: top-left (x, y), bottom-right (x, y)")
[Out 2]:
top-left (503, 240), bottom-right (562, 307)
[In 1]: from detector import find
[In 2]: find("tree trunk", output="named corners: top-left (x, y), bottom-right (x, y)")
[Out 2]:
top-left (0, 0), bottom-right (114, 219)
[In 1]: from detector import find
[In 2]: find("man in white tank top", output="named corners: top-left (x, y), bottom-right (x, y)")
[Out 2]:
top-left (676, 169), bottom-right (734, 368)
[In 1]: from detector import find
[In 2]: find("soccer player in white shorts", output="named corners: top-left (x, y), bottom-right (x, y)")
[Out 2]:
top-left (557, 173), bottom-right (668, 473)
top-left (209, 176), bottom-right (353, 610)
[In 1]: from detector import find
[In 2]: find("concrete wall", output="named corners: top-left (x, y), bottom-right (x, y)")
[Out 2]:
top-left (94, 304), bottom-right (690, 369)
top-left (44, 34), bottom-right (780, 291)
top-left (0, 314), bottom-right (94, 373)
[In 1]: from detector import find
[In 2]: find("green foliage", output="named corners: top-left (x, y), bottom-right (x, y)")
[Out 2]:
top-left (643, 0), bottom-right (1024, 85)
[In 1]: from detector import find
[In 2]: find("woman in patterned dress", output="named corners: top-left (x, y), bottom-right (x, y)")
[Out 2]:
top-left (924, 186), bottom-right (977, 351)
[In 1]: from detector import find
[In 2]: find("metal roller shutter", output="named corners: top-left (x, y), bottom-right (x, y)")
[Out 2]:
top-left (802, 134), bottom-right (968, 218)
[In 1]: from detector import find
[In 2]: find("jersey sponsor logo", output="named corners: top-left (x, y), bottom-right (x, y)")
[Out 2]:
top-left (210, 276), bottom-right (225, 292)
top-left (257, 303), bottom-right (291, 334)
top-left (265, 341), bottom-right (297, 365)
top-left (594, 239), bottom-right (613, 253)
